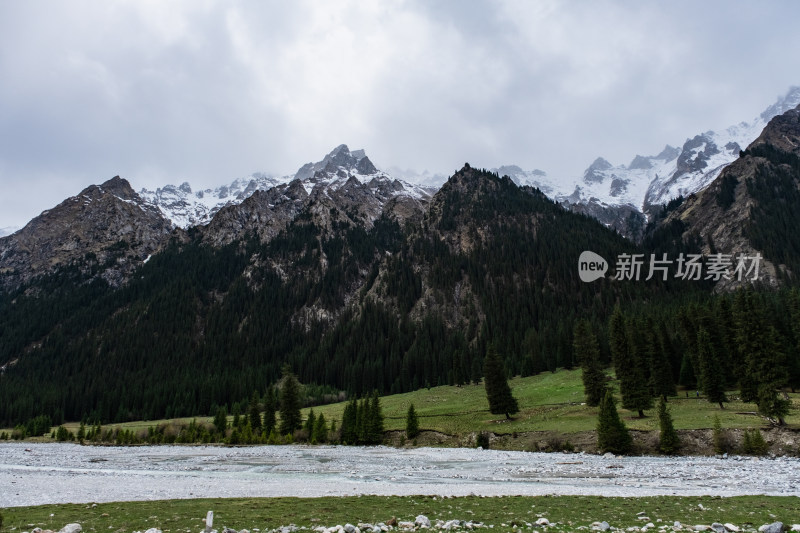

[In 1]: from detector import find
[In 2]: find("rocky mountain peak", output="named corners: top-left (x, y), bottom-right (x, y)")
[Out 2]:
top-left (759, 86), bottom-right (800, 122)
top-left (0, 175), bottom-right (175, 290)
top-left (583, 157), bottom-right (614, 184)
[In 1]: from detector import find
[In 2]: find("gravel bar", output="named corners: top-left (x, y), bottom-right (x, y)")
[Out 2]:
top-left (2, 442), bottom-right (799, 507)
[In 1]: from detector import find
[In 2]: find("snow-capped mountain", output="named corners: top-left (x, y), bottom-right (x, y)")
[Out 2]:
top-left (498, 86), bottom-right (800, 219)
top-left (142, 145), bottom-right (432, 229)
top-left (139, 172), bottom-right (283, 229)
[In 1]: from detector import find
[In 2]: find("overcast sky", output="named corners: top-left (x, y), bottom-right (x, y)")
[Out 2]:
top-left (2, 1), bottom-right (800, 230)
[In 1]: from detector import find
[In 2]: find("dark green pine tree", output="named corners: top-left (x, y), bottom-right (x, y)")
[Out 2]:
top-left (596, 389), bottom-right (632, 455)
top-left (697, 327), bottom-right (727, 409)
top-left (248, 392), bottom-right (262, 433)
top-left (312, 413), bottom-right (328, 444)
top-left (648, 321), bottom-right (676, 400)
top-left (367, 391), bottom-right (385, 444)
top-left (573, 319), bottom-right (606, 406)
top-left (483, 345), bottom-right (519, 419)
top-left (340, 398), bottom-right (358, 444)
top-left (278, 365), bottom-right (302, 436)
top-left (609, 305), bottom-right (652, 417)
top-left (405, 403), bottom-right (420, 439)
top-left (263, 387), bottom-right (276, 436)
top-left (755, 326), bottom-right (790, 425)
top-left (657, 396), bottom-right (680, 454)
top-left (304, 408), bottom-right (316, 439)
top-left (213, 405), bottom-right (228, 436)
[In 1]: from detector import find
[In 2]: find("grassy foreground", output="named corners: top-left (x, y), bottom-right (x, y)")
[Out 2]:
top-left (3, 496), bottom-right (799, 532)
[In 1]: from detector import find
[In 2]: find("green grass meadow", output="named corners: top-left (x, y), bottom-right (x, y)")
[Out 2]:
top-left (3, 495), bottom-right (800, 532)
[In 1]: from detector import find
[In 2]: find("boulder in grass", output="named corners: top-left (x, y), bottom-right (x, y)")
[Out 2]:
top-left (59, 524), bottom-right (82, 533)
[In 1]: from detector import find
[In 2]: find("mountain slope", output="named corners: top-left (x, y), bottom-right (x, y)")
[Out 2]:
top-left (0, 176), bottom-right (175, 290)
top-left (651, 103), bottom-right (800, 289)
top-left (0, 165), bottom-right (685, 426)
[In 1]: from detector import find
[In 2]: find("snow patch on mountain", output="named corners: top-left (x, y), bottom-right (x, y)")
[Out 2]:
top-left (496, 86), bottom-right (800, 215)
top-left (141, 145), bottom-right (432, 228)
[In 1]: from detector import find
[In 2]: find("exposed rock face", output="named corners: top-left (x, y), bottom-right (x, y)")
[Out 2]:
top-left (0, 176), bottom-right (175, 290)
top-left (659, 104), bottom-right (800, 289)
top-left (201, 146), bottom-right (431, 247)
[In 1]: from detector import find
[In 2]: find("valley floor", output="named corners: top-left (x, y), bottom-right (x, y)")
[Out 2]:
top-left (2, 442), bottom-right (799, 508)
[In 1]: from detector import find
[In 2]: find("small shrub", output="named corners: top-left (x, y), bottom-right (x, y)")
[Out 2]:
top-left (712, 415), bottom-right (729, 454)
top-left (742, 428), bottom-right (769, 456)
top-left (476, 431), bottom-right (490, 449)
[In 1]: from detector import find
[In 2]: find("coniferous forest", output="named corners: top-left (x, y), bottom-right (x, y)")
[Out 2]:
top-left (1, 165), bottom-right (799, 430)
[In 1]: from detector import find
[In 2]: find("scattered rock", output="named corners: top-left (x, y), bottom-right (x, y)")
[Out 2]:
top-left (536, 518), bottom-right (550, 526)
top-left (416, 515), bottom-right (431, 528)
top-left (711, 524), bottom-right (726, 533)
top-left (398, 522), bottom-right (415, 530)
top-left (343, 525), bottom-right (358, 533)
top-left (205, 511), bottom-right (215, 533)
top-left (759, 523), bottom-right (784, 533)
top-left (694, 526), bottom-right (711, 532)
top-left (143, 529), bottom-right (161, 533)
top-left (59, 524), bottom-right (82, 533)
top-left (724, 524), bottom-right (741, 532)
top-left (386, 518), bottom-right (397, 528)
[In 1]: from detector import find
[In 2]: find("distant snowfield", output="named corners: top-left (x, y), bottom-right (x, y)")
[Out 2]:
top-left (1, 443), bottom-right (799, 507)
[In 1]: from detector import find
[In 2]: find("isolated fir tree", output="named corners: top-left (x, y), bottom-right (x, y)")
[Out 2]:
top-left (596, 389), bottom-right (632, 455)
top-left (609, 305), bottom-right (652, 417)
top-left (657, 396), bottom-right (680, 454)
top-left (278, 365), bottom-right (302, 435)
top-left (697, 327), bottom-right (727, 409)
top-left (406, 403), bottom-right (420, 439)
top-left (573, 319), bottom-right (606, 406)
top-left (483, 345), bottom-right (519, 419)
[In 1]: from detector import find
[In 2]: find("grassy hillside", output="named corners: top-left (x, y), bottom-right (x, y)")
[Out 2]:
top-left (32, 369), bottom-right (798, 443)
top-left (301, 369), bottom-right (800, 436)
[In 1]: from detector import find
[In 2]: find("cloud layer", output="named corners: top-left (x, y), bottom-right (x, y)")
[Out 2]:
top-left (2, 0), bottom-right (799, 228)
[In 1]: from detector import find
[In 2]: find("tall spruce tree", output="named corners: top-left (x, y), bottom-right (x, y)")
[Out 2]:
top-left (367, 391), bottom-right (385, 444)
top-left (697, 327), bottom-right (727, 409)
top-left (573, 319), bottom-right (606, 406)
top-left (596, 389), bottom-right (632, 454)
top-left (657, 396), bottom-right (680, 454)
top-left (648, 320), bottom-right (676, 400)
top-left (340, 398), bottom-right (358, 444)
top-left (609, 305), bottom-right (652, 417)
top-left (406, 403), bottom-right (420, 439)
top-left (312, 413), bottom-right (328, 444)
top-left (278, 365), bottom-right (302, 436)
top-left (483, 345), bottom-right (519, 419)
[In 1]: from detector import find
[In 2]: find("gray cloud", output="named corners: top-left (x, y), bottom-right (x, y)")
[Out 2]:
top-left (1, 0), bottom-right (799, 228)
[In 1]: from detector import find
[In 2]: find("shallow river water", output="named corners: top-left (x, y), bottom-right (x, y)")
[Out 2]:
top-left (2, 443), bottom-right (799, 507)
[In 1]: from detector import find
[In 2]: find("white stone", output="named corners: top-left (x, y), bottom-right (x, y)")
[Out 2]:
top-left (59, 525), bottom-right (82, 533)
top-left (723, 525), bottom-right (740, 532)
top-left (536, 518), bottom-right (550, 526)
top-left (205, 512), bottom-right (214, 533)
top-left (416, 515), bottom-right (431, 528)
top-left (144, 529), bottom-right (162, 533)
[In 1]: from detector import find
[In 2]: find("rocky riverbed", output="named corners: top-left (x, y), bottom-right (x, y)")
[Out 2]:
top-left (2, 443), bottom-right (800, 507)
